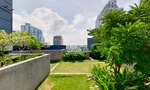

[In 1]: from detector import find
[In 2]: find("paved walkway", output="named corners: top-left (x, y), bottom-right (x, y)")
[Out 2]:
top-left (50, 61), bottom-right (60, 72)
top-left (50, 72), bottom-right (91, 75)
top-left (89, 57), bottom-right (94, 60)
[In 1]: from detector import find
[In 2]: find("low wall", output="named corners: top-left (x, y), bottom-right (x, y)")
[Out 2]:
top-left (12, 49), bottom-right (65, 60)
top-left (0, 54), bottom-right (50, 90)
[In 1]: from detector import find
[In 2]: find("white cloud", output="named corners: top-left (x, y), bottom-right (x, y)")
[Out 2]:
top-left (13, 14), bottom-right (26, 31)
top-left (72, 14), bottom-right (85, 25)
top-left (13, 7), bottom-right (96, 45)
top-left (87, 16), bottom-right (97, 29)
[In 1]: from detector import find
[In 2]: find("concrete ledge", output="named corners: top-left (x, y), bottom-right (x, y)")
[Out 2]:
top-left (0, 54), bottom-right (50, 90)
top-left (12, 50), bottom-right (65, 60)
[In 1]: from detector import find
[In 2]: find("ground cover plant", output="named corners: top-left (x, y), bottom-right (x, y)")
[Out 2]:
top-left (91, 64), bottom-right (150, 90)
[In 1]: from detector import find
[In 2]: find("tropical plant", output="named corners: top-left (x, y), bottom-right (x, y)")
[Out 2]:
top-left (91, 64), bottom-right (150, 90)
top-left (88, 0), bottom-right (150, 73)
top-left (89, 0), bottom-right (150, 89)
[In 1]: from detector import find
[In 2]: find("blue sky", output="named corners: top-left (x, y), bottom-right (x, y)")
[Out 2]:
top-left (13, 0), bottom-right (139, 45)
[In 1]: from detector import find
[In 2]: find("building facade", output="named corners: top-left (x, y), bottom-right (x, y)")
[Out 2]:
top-left (21, 23), bottom-right (44, 42)
top-left (95, 0), bottom-right (120, 28)
top-left (53, 36), bottom-right (63, 45)
top-left (0, 0), bottom-right (13, 34)
top-left (87, 38), bottom-right (97, 50)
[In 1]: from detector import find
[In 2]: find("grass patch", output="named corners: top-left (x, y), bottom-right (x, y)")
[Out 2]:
top-left (36, 75), bottom-right (55, 90)
top-left (37, 75), bottom-right (93, 90)
top-left (52, 60), bottom-right (104, 73)
top-left (50, 60), bottom-right (60, 70)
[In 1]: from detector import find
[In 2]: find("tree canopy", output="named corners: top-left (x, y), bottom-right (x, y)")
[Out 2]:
top-left (10, 31), bottom-right (42, 50)
top-left (88, 0), bottom-right (150, 73)
top-left (28, 35), bottom-right (43, 50)
top-left (0, 30), bottom-right (10, 49)
top-left (10, 31), bottom-right (32, 50)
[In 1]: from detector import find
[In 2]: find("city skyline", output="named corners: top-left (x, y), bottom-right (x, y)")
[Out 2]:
top-left (13, 0), bottom-right (140, 45)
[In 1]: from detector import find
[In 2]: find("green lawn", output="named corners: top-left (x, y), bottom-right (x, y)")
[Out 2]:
top-left (50, 60), bottom-right (60, 70)
top-left (37, 60), bottom-right (104, 90)
top-left (52, 60), bottom-right (104, 73)
top-left (37, 75), bottom-right (93, 90)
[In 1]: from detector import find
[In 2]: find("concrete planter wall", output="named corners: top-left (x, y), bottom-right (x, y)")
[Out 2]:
top-left (0, 54), bottom-right (50, 90)
top-left (13, 50), bottom-right (65, 60)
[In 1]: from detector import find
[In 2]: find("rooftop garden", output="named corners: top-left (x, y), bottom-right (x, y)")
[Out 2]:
top-left (38, 0), bottom-right (150, 89)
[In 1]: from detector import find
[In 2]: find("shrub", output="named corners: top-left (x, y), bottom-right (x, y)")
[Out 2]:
top-left (22, 53), bottom-right (43, 60)
top-left (0, 53), bottom-right (44, 67)
top-left (91, 43), bottom-right (105, 59)
top-left (62, 52), bottom-right (86, 62)
top-left (91, 64), bottom-right (150, 90)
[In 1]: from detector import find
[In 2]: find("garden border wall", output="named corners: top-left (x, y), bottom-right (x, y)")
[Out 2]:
top-left (0, 54), bottom-right (50, 90)
top-left (12, 50), bottom-right (65, 60)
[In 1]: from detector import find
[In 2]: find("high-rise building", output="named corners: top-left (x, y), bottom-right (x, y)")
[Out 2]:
top-left (53, 36), bottom-right (63, 45)
top-left (0, 0), bottom-right (13, 34)
top-left (95, 0), bottom-right (120, 28)
top-left (0, 0), bottom-right (13, 51)
top-left (21, 23), bottom-right (44, 42)
top-left (88, 0), bottom-right (121, 50)
top-left (87, 38), bottom-right (97, 50)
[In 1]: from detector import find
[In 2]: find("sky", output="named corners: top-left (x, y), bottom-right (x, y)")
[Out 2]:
top-left (13, 0), bottom-right (140, 45)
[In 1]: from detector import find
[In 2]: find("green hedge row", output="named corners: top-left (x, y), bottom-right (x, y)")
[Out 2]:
top-left (62, 52), bottom-right (86, 62)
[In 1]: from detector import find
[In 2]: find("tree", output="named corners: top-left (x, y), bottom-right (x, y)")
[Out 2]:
top-left (10, 31), bottom-right (31, 51)
top-left (10, 31), bottom-right (43, 50)
top-left (89, 1), bottom-right (150, 89)
top-left (0, 30), bottom-right (43, 67)
top-left (0, 30), bottom-right (11, 66)
top-left (28, 35), bottom-right (43, 50)
top-left (88, 0), bottom-right (150, 73)
top-left (91, 43), bottom-right (103, 59)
